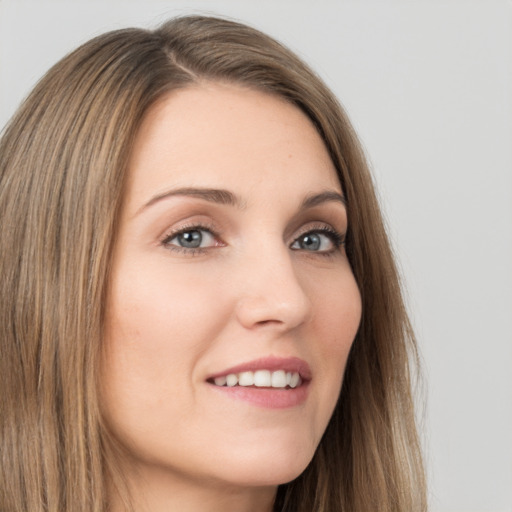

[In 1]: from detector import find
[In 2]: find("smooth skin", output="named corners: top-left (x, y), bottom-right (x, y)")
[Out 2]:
top-left (101, 83), bottom-right (362, 512)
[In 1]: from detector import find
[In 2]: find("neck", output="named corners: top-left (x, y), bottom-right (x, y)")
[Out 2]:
top-left (108, 463), bottom-right (277, 512)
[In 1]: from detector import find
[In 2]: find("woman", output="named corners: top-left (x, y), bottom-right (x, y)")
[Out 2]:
top-left (0, 15), bottom-right (426, 512)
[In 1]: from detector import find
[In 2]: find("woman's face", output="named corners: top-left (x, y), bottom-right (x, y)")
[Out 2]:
top-left (102, 83), bottom-right (361, 496)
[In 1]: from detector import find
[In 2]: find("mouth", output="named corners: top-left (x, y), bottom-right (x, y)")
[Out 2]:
top-left (208, 369), bottom-right (302, 389)
top-left (205, 357), bottom-right (311, 409)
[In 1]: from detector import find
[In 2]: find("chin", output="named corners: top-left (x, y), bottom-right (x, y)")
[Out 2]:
top-left (217, 465), bottom-right (308, 489)
top-left (211, 440), bottom-right (316, 488)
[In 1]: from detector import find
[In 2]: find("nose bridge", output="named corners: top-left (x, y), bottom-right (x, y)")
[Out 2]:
top-left (234, 236), bottom-right (311, 330)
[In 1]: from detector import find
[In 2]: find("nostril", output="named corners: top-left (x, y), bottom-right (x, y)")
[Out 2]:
top-left (255, 319), bottom-right (281, 327)
top-left (235, 296), bottom-right (310, 331)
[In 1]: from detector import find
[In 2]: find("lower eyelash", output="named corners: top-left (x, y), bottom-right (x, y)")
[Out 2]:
top-left (165, 244), bottom-right (209, 256)
top-left (159, 223), bottom-right (346, 257)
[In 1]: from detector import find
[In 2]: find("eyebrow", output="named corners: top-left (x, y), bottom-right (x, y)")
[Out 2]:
top-left (138, 187), bottom-right (346, 215)
top-left (138, 187), bottom-right (243, 214)
top-left (300, 190), bottom-right (346, 210)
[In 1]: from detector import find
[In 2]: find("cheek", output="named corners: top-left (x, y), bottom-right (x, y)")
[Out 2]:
top-left (100, 263), bottom-right (230, 428)
top-left (307, 268), bottom-right (361, 414)
top-left (311, 266), bottom-right (362, 351)
top-left (326, 285), bottom-right (361, 364)
top-left (106, 260), bottom-right (229, 351)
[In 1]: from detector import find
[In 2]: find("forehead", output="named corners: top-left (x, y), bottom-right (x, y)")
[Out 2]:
top-left (125, 83), bottom-right (341, 211)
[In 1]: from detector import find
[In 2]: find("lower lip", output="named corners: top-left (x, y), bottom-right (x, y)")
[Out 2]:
top-left (207, 382), bottom-right (309, 409)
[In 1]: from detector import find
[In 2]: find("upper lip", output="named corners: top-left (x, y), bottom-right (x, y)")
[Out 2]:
top-left (207, 356), bottom-right (312, 381)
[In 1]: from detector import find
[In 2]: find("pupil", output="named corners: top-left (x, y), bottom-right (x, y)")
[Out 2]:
top-left (178, 230), bottom-right (202, 248)
top-left (301, 233), bottom-right (320, 251)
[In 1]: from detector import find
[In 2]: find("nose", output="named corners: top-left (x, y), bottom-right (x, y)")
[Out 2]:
top-left (234, 246), bottom-right (312, 332)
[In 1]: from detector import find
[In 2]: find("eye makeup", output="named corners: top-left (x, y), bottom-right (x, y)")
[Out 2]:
top-left (291, 224), bottom-right (346, 255)
top-left (160, 221), bottom-right (225, 256)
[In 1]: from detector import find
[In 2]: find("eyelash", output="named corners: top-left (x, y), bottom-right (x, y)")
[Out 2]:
top-left (161, 222), bottom-right (221, 256)
top-left (292, 224), bottom-right (346, 257)
top-left (160, 222), bottom-right (346, 257)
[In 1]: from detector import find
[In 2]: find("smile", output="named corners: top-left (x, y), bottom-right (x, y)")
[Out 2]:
top-left (206, 357), bottom-right (311, 408)
top-left (211, 370), bottom-right (302, 389)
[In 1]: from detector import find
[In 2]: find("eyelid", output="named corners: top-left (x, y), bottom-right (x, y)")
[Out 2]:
top-left (160, 221), bottom-right (224, 251)
top-left (290, 222), bottom-right (346, 253)
top-left (158, 218), bottom-right (345, 256)
top-left (287, 204), bottom-right (347, 237)
top-left (292, 222), bottom-right (345, 241)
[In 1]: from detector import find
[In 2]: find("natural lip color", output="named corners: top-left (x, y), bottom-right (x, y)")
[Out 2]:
top-left (206, 356), bottom-right (312, 381)
top-left (207, 382), bottom-right (310, 409)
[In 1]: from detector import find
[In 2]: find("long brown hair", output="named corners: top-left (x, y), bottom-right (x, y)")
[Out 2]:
top-left (0, 15), bottom-right (426, 511)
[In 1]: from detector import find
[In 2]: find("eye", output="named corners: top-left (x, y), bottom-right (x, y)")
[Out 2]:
top-left (162, 226), bottom-right (220, 252)
top-left (290, 228), bottom-right (344, 253)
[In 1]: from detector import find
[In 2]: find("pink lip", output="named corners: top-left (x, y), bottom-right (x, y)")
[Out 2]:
top-left (207, 356), bottom-right (312, 381)
top-left (206, 356), bottom-right (311, 410)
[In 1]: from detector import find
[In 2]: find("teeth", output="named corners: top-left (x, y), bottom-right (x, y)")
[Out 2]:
top-left (289, 372), bottom-right (300, 389)
top-left (214, 376), bottom-right (227, 386)
top-left (271, 370), bottom-right (287, 388)
top-left (238, 371), bottom-right (254, 386)
top-left (212, 370), bottom-right (302, 389)
top-left (254, 370), bottom-right (271, 387)
top-left (226, 374), bottom-right (238, 387)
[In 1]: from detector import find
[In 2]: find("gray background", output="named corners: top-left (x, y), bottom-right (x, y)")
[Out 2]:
top-left (1, 1), bottom-right (511, 511)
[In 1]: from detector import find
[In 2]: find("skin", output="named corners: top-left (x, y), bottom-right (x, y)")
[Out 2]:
top-left (101, 82), bottom-right (362, 512)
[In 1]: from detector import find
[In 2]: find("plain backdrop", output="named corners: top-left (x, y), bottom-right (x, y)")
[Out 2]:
top-left (1, 1), bottom-right (511, 511)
